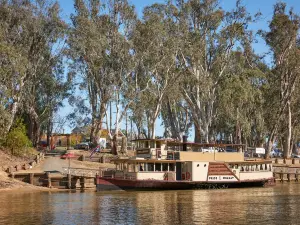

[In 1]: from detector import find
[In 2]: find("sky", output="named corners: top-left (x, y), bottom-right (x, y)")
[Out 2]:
top-left (55, 0), bottom-right (300, 139)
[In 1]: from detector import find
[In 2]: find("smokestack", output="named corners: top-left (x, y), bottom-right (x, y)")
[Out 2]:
top-left (182, 135), bottom-right (188, 151)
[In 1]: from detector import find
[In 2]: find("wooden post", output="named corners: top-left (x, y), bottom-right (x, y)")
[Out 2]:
top-left (30, 173), bottom-right (34, 185)
top-left (68, 174), bottom-right (72, 189)
top-left (81, 177), bottom-right (86, 189)
top-left (67, 134), bottom-right (70, 150)
top-left (47, 172), bottom-right (51, 188)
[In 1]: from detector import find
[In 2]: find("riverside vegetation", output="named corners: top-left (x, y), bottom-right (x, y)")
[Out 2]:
top-left (0, 0), bottom-right (300, 159)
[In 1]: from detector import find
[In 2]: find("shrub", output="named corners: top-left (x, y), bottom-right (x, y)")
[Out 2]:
top-left (5, 119), bottom-right (32, 156)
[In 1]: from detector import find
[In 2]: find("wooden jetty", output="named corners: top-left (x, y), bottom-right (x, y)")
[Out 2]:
top-left (10, 167), bottom-right (101, 189)
top-left (273, 165), bottom-right (300, 182)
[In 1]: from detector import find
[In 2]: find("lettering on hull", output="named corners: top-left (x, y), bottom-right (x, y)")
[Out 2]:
top-left (208, 176), bottom-right (238, 182)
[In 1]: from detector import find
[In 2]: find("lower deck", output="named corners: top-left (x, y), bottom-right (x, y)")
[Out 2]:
top-left (100, 160), bottom-right (273, 183)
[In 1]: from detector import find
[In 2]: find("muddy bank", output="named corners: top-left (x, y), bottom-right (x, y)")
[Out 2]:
top-left (0, 150), bottom-right (37, 170)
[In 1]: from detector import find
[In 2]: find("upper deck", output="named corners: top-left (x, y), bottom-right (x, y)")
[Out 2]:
top-left (132, 139), bottom-right (246, 162)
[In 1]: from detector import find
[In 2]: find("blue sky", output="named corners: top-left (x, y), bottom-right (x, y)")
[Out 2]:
top-left (56, 0), bottom-right (300, 139)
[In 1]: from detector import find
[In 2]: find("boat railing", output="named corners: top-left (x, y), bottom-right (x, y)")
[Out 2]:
top-left (102, 170), bottom-right (138, 180)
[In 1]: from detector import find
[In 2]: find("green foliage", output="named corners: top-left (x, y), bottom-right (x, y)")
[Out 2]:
top-left (5, 119), bottom-right (32, 156)
top-left (70, 139), bottom-right (78, 147)
top-left (0, 106), bottom-right (11, 141)
top-left (0, 0), bottom-right (69, 146)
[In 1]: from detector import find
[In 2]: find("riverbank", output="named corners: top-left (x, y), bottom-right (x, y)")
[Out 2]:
top-left (0, 148), bottom-right (116, 191)
top-left (0, 150), bottom-right (41, 191)
top-left (0, 171), bottom-right (54, 192)
top-left (0, 149), bottom-right (37, 170)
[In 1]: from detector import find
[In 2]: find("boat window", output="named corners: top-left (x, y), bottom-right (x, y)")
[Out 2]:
top-left (241, 166), bottom-right (244, 172)
top-left (246, 166), bottom-right (249, 171)
top-left (155, 163), bottom-right (162, 171)
top-left (251, 166), bottom-right (254, 171)
top-left (127, 163), bottom-right (132, 172)
top-left (260, 164), bottom-right (263, 170)
top-left (235, 164), bottom-right (238, 169)
top-left (156, 141), bottom-right (161, 148)
top-left (139, 163), bottom-right (145, 172)
top-left (169, 163), bottom-right (175, 171)
top-left (269, 165), bottom-right (272, 171)
top-left (265, 164), bottom-right (268, 170)
top-left (229, 164), bottom-right (234, 169)
top-left (150, 141), bottom-right (155, 148)
top-left (162, 163), bottom-right (168, 171)
top-left (147, 163), bottom-right (154, 171)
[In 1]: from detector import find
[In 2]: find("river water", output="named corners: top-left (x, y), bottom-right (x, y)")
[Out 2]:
top-left (0, 183), bottom-right (299, 225)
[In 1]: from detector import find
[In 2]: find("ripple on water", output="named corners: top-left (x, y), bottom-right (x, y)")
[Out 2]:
top-left (0, 184), bottom-right (299, 225)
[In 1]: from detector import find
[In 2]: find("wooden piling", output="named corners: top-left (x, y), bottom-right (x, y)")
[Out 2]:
top-left (68, 174), bottom-right (72, 189)
top-left (47, 172), bottom-right (51, 188)
top-left (29, 173), bottom-right (34, 185)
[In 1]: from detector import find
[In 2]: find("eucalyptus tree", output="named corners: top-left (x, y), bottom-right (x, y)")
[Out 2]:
top-left (175, 0), bottom-right (254, 143)
top-left (69, 0), bottom-right (136, 144)
top-left (0, 0), bottom-right (68, 145)
top-left (161, 98), bottom-right (192, 140)
top-left (131, 3), bottom-right (181, 139)
top-left (263, 3), bottom-right (300, 158)
top-left (0, 0), bottom-right (31, 133)
top-left (216, 50), bottom-right (266, 147)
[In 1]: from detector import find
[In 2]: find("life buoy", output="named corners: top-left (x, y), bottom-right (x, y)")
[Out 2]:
top-left (186, 172), bottom-right (191, 180)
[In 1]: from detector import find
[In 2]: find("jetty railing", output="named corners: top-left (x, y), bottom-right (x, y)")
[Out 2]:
top-left (62, 167), bottom-right (99, 178)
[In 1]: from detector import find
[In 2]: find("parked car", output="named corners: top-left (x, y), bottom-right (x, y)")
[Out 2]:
top-left (60, 153), bottom-right (77, 159)
top-left (244, 152), bottom-right (250, 158)
top-left (225, 147), bottom-right (238, 152)
top-left (270, 149), bottom-right (283, 158)
top-left (75, 142), bottom-right (90, 150)
top-left (202, 147), bottom-right (218, 153)
top-left (39, 141), bottom-right (47, 148)
top-left (291, 154), bottom-right (300, 158)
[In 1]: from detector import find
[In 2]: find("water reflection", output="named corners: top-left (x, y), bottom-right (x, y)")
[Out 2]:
top-left (0, 184), bottom-right (300, 225)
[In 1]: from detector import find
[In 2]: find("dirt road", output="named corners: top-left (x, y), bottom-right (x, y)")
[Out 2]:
top-left (39, 157), bottom-right (70, 172)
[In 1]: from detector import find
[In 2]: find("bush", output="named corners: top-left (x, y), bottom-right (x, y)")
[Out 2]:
top-left (5, 119), bottom-right (32, 156)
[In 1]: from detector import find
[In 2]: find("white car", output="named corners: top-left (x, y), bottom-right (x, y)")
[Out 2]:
top-left (202, 147), bottom-right (218, 153)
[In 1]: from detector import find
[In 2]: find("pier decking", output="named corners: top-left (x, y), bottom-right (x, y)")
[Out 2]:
top-left (10, 167), bottom-right (100, 189)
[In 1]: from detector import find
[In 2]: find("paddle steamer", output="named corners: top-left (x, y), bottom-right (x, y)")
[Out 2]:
top-left (96, 138), bottom-right (274, 191)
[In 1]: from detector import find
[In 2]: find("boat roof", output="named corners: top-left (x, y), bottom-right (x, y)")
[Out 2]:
top-left (111, 158), bottom-right (272, 164)
top-left (131, 138), bottom-right (169, 142)
top-left (111, 159), bottom-right (273, 165)
top-left (111, 158), bottom-right (178, 163)
top-left (229, 160), bottom-right (273, 164)
top-left (131, 139), bottom-right (245, 147)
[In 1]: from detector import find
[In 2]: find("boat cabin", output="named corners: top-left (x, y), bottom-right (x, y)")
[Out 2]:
top-left (132, 139), bottom-right (245, 160)
top-left (105, 139), bottom-right (273, 183)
